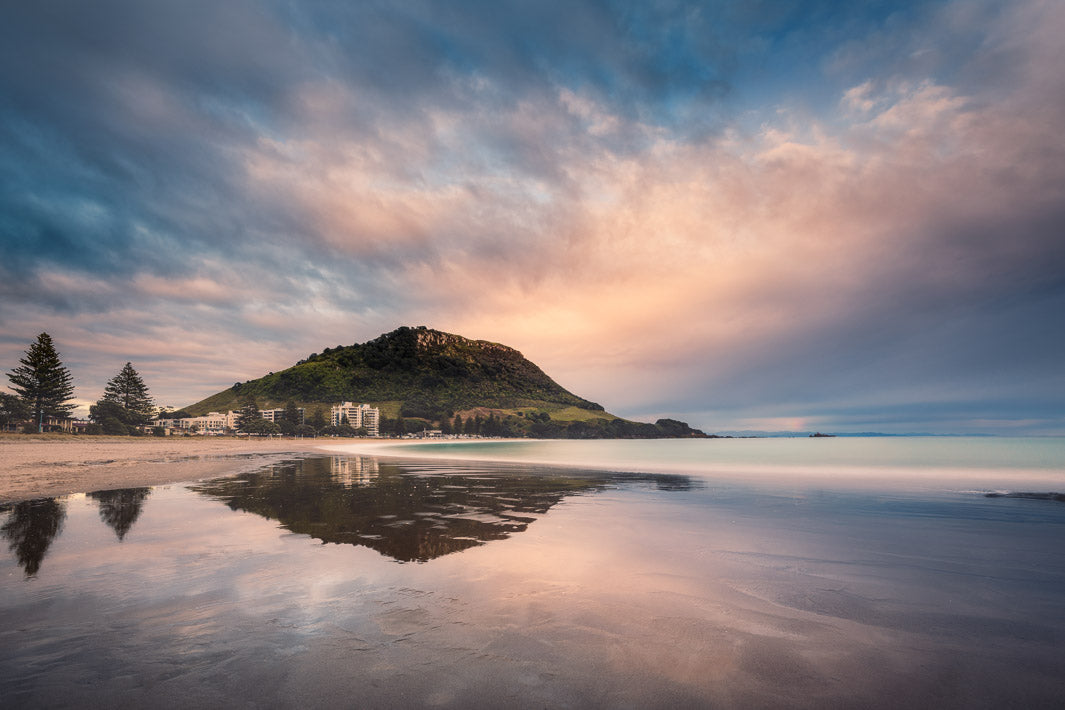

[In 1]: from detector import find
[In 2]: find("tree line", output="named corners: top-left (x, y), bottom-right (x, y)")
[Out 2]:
top-left (1, 332), bottom-right (387, 438)
top-left (1, 333), bottom-right (158, 435)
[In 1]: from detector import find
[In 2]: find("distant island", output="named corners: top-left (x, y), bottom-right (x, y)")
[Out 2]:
top-left (182, 326), bottom-right (709, 439)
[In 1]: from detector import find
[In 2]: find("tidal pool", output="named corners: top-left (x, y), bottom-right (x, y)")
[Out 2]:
top-left (2, 453), bottom-right (1064, 708)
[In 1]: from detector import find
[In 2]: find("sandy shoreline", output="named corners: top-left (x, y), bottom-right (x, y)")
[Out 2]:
top-left (0, 435), bottom-right (332, 503)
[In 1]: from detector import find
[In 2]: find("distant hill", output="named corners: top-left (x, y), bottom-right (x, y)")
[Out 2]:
top-left (184, 326), bottom-right (706, 438)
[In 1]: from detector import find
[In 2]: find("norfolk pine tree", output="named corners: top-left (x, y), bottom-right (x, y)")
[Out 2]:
top-left (235, 398), bottom-right (262, 432)
top-left (6, 333), bottom-right (76, 432)
top-left (101, 362), bottom-right (155, 426)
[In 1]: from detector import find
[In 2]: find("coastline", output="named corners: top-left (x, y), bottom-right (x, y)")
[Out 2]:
top-left (5, 435), bottom-right (1064, 504)
top-left (0, 435), bottom-right (333, 503)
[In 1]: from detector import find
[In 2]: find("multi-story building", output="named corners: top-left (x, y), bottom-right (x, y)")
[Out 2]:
top-left (260, 407), bottom-right (305, 425)
top-left (156, 411), bottom-right (238, 435)
top-left (331, 402), bottom-right (380, 436)
top-left (158, 407), bottom-right (309, 434)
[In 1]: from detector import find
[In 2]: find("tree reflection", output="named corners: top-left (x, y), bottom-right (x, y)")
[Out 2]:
top-left (193, 456), bottom-right (696, 563)
top-left (88, 488), bottom-right (151, 541)
top-left (0, 498), bottom-right (66, 577)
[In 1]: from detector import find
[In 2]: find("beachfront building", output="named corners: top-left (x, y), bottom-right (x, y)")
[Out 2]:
top-left (331, 402), bottom-right (380, 436)
top-left (8, 416), bottom-right (91, 434)
top-left (156, 411), bottom-right (238, 435)
top-left (260, 407), bottom-right (305, 425)
top-left (157, 407), bottom-right (310, 434)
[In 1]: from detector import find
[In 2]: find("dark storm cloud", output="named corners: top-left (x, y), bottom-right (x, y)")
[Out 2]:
top-left (0, 0), bottom-right (944, 293)
top-left (1, 0), bottom-right (1062, 433)
top-left (0, 1), bottom-right (296, 295)
top-left (0, 0), bottom-right (741, 304)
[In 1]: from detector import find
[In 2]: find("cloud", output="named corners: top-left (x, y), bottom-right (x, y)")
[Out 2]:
top-left (1, 0), bottom-right (1063, 433)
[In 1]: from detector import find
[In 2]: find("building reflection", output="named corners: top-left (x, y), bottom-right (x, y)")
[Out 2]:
top-left (330, 455), bottom-right (380, 487)
top-left (88, 488), bottom-right (152, 541)
top-left (0, 498), bottom-right (66, 577)
top-left (193, 456), bottom-right (696, 563)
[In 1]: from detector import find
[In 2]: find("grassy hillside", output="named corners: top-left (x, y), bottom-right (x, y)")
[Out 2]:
top-left (184, 326), bottom-right (706, 438)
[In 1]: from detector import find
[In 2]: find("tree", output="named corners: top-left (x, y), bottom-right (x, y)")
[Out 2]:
top-left (241, 418), bottom-right (280, 436)
top-left (0, 392), bottom-right (29, 431)
top-left (308, 408), bottom-right (327, 431)
top-left (319, 423), bottom-right (356, 437)
top-left (235, 399), bottom-right (262, 433)
top-left (88, 400), bottom-right (132, 435)
top-left (156, 408), bottom-right (191, 420)
top-left (101, 362), bottom-right (154, 427)
top-left (282, 401), bottom-right (302, 426)
top-left (7, 333), bottom-right (76, 432)
top-left (379, 416), bottom-right (405, 437)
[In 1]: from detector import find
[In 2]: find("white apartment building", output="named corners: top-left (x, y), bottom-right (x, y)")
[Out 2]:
top-left (156, 411), bottom-right (238, 435)
top-left (331, 402), bottom-right (380, 436)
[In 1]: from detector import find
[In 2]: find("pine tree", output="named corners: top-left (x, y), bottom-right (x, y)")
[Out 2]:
top-left (283, 401), bottom-right (302, 425)
top-left (102, 362), bottom-right (154, 426)
top-left (7, 333), bottom-right (76, 432)
top-left (235, 399), bottom-right (261, 432)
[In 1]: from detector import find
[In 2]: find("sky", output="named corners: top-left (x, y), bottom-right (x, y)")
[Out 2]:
top-left (2, 0), bottom-right (1064, 435)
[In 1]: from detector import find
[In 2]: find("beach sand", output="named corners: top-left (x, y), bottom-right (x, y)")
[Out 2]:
top-left (0, 434), bottom-right (330, 503)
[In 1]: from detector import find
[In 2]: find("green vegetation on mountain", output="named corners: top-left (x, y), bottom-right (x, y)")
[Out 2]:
top-left (185, 326), bottom-right (707, 438)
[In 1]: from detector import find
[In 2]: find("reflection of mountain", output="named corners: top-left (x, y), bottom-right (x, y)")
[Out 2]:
top-left (0, 498), bottom-right (66, 577)
top-left (193, 456), bottom-right (695, 563)
top-left (88, 488), bottom-right (151, 541)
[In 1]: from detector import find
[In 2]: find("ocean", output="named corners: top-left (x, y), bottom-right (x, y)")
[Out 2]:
top-left (2, 437), bottom-right (1063, 708)
top-left (327, 436), bottom-right (1065, 491)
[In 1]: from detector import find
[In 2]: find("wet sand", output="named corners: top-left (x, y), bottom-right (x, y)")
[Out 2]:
top-left (3, 442), bottom-right (1064, 707)
top-left (4, 454), bottom-right (1064, 708)
top-left (0, 435), bottom-right (330, 503)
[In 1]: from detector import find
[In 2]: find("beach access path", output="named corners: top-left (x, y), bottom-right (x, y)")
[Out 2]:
top-left (0, 435), bottom-right (332, 503)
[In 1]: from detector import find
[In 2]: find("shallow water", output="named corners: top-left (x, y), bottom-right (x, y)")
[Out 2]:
top-left (2, 443), bottom-right (1065, 708)
top-left (332, 436), bottom-right (1065, 489)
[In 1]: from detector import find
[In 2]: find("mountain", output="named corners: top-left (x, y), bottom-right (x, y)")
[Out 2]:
top-left (184, 326), bottom-right (706, 438)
